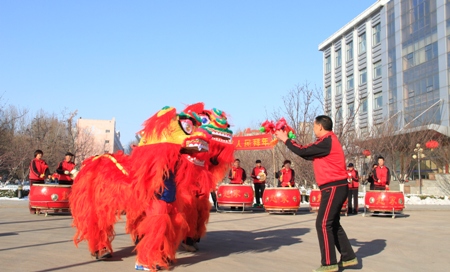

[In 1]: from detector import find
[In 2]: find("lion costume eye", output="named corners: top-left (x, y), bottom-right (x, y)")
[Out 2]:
top-left (180, 119), bottom-right (194, 134)
top-left (198, 114), bottom-right (210, 125)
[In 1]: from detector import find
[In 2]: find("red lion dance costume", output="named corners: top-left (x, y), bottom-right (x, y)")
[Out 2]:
top-left (70, 104), bottom-right (212, 271)
top-left (181, 108), bottom-right (234, 251)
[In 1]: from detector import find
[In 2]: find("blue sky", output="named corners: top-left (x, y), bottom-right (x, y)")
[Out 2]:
top-left (0, 0), bottom-right (375, 145)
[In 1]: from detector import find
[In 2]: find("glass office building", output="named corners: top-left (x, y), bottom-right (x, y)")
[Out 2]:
top-left (318, 0), bottom-right (449, 137)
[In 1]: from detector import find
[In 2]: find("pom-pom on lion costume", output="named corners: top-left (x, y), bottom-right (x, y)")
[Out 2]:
top-left (70, 103), bottom-right (210, 271)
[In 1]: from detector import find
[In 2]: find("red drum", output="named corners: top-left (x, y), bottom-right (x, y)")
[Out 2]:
top-left (262, 187), bottom-right (300, 213)
top-left (365, 190), bottom-right (405, 212)
top-left (217, 184), bottom-right (254, 208)
top-left (309, 189), bottom-right (321, 211)
top-left (309, 189), bottom-right (349, 214)
top-left (29, 184), bottom-right (72, 216)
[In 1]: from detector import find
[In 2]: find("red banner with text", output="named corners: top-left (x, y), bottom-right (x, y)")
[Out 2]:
top-left (233, 134), bottom-right (276, 150)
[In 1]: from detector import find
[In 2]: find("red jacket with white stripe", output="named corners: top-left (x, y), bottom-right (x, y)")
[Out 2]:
top-left (29, 158), bottom-right (49, 181)
top-left (284, 131), bottom-right (348, 187)
top-left (373, 166), bottom-right (390, 187)
top-left (347, 169), bottom-right (359, 189)
top-left (56, 160), bottom-right (76, 181)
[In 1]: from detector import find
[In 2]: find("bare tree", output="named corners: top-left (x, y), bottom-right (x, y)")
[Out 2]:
top-left (270, 83), bottom-right (323, 187)
top-left (357, 116), bottom-right (438, 186)
top-left (74, 124), bottom-right (104, 164)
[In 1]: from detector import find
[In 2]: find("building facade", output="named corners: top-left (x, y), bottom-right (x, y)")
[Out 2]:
top-left (76, 117), bottom-right (124, 162)
top-left (319, 0), bottom-right (450, 137)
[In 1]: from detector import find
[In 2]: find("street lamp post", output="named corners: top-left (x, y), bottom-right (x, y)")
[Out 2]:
top-left (412, 143), bottom-right (425, 195)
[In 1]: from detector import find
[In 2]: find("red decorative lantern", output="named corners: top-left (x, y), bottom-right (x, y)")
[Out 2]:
top-left (425, 140), bottom-right (439, 150)
top-left (362, 150), bottom-right (371, 157)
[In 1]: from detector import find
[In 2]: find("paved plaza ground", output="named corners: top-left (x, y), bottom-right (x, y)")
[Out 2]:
top-left (1, 200), bottom-right (449, 272)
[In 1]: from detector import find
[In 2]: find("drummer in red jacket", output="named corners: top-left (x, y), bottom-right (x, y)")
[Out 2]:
top-left (275, 115), bottom-right (357, 272)
top-left (346, 163), bottom-right (359, 214)
top-left (228, 159), bottom-right (247, 184)
top-left (251, 159), bottom-right (267, 207)
top-left (55, 152), bottom-right (76, 185)
top-left (373, 156), bottom-right (390, 190)
top-left (29, 150), bottom-right (51, 186)
top-left (275, 160), bottom-right (295, 187)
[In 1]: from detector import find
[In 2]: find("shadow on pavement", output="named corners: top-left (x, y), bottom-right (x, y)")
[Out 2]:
top-left (343, 238), bottom-right (387, 270)
top-left (16, 226), bottom-right (72, 234)
top-left (364, 213), bottom-right (410, 219)
top-left (0, 232), bottom-right (18, 237)
top-left (0, 217), bottom-right (72, 225)
top-left (107, 245), bottom-right (136, 261)
top-left (0, 239), bottom-right (73, 252)
top-left (34, 260), bottom-right (99, 272)
top-left (176, 227), bottom-right (310, 268)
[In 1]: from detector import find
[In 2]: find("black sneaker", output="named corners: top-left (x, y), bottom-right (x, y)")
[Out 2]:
top-left (92, 248), bottom-right (112, 260)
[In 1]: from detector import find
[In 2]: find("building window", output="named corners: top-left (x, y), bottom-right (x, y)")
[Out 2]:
top-left (361, 98), bottom-right (368, 113)
top-left (374, 92), bottom-right (383, 109)
top-left (425, 43), bottom-right (438, 61)
top-left (325, 56), bottom-right (331, 73)
top-left (336, 81), bottom-right (342, 95)
top-left (105, 140), bottom-right (110, 144)
top-left (405, 53), bottom-right (414, 69)
top-left (346, 41), bottom-right (353, 61)
top-left (335, 49), bottom-right (342, 68)
top-left (105, 129), bottom-right (110, 133)
top-left (359, 33), bottom-right (366, 54)
top-left (372, 23), bottom-right (381, 46)
top-left (347, 102), bottom-right (355, 117)
top-left (336, 107), bottom-right (343, 120)
top-left (347, 75), bottom-right (354, 90)
top-left (326, 86), bottom-right (332, 99)
top-left (373, 61), bottom-right (382, 78)
top-left (359, 68), bottom-right (367, 85)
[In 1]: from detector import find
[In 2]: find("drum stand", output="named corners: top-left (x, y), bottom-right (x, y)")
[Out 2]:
top-left (30, 206), bottom-right (71, 217)
top-left (215, 202), bottom-right (253, 213)
top-left (266, 209), bottom-right (297, 215)
top-left (363, 207), bottom-right (405, 219)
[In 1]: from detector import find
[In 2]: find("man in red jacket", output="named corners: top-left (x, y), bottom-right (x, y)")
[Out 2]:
top-left (275, 160), bottom-right (296, 187)
top-left (251, 159), bottom-right (267, 207)
top-left (373, 156), bottom-right (390, 190)
top-left (56, 152), bottom-right (76, 185)
top-left (346, 163), bottom-right (359, 215)
top-left (228, 159), bottom-right (246, 184)
top-left (29, 150), bottom-right (51, 186)
top-left (275, 115), bottom-right (357, 272)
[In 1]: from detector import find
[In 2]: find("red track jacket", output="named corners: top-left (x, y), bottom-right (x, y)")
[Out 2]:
top-left (284, 131), bottom-right (347, 187)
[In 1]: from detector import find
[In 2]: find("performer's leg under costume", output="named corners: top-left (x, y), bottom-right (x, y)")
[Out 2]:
top-left (196, 194), bottom-right (211, 239)
top-left (71, 156), bottom-right (130, 256)
top-left (134, 172), bottom-right (188, 269)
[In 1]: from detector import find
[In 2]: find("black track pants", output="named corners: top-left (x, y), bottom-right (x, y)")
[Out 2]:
top-left (254, 183), bottom-right (265, 205)
top-left (347, 189), bottom-right (358, 213)
top-left (316, 180), bottom-right (356, 266)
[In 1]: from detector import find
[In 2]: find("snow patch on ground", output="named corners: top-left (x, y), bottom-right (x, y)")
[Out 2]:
top-left (0, 196), bottom-right (28, 201)
top-left (405, 195), bottom-right (450, 205)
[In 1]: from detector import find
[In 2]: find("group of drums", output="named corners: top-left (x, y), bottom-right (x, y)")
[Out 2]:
top-left (216, 184), bottom-right (405, 216)
top-left (27, 182), bottom-right (405, 217)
